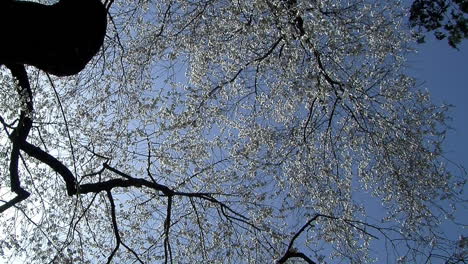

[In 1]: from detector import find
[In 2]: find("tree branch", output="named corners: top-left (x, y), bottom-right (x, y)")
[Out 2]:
top-left (277, 251), bottom-right (317, 264)
top-left (106, 190), bottom-right (120, 264)
top-left (277, 214), bottom-right (322, 264)
top-left (20, 140), bottom-right (77, 195)
top-left (0, 64), bottom-right (33, 214)
top-left (164, 196), bottom-right (173, 264)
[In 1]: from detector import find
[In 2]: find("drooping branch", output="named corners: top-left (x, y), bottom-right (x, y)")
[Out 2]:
top-left (103, 190), bottom-right (144, 263)
top-left (164, 196), bottom-right (173, 264)
top-left (106, 190), bottom-right (120, 264)
top-left (20, 140), bottom-right (77, 195)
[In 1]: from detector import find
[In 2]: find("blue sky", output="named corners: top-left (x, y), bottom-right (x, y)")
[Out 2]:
top-left (406, 38), bottom-right (468, 256)
top-left (407, 39), bottom-right (468, 173)
top-left (349, 38), bottom-right (468, 262)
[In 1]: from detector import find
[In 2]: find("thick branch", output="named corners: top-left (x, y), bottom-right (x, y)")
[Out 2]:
top-left (72, 163), bottom-right (175, 196)
top-left (106, 190), bottom-right (120, 264)
top-left (0, 64), bottom-right (33, 214)
top-left (20, 141), bottom-right (77, 195)
top-left (0, 190), bottom-right (29, 214)
top-left (164, 196), bottom-right (173, 264)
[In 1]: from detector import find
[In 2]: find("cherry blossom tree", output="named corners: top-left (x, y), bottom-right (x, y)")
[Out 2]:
top-left (0, 0), bottom-right (466, 263)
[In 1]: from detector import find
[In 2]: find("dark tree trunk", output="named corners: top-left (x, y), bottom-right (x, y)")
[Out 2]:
top-left (0, 0), bottom-right (107, 76)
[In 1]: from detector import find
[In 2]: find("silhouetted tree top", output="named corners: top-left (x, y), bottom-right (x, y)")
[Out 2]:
top-left (410, 0), bottom-right (468, 48)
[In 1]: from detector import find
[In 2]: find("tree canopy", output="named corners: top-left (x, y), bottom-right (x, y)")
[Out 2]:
top-left (0, 0), bottom-right (466, 263)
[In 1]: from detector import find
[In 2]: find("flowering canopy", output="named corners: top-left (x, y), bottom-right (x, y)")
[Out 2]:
top-left (0, 0), bottom-right (465, 263)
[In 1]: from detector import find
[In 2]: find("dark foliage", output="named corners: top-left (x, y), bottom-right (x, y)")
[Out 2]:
top-left (410, 0), bottom-right (468, 48)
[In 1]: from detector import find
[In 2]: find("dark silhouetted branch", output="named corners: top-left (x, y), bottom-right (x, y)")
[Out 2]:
top-left (20, 141), bottom-right (77, 195)
top-left (164, 196), bottom-right (173, 264)
top-left (0, 64), bottom-right (33, 214)
top-left (106, 190), bottom-right (120, 264)
top-left (277, 251), bottom-right (317, 264)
